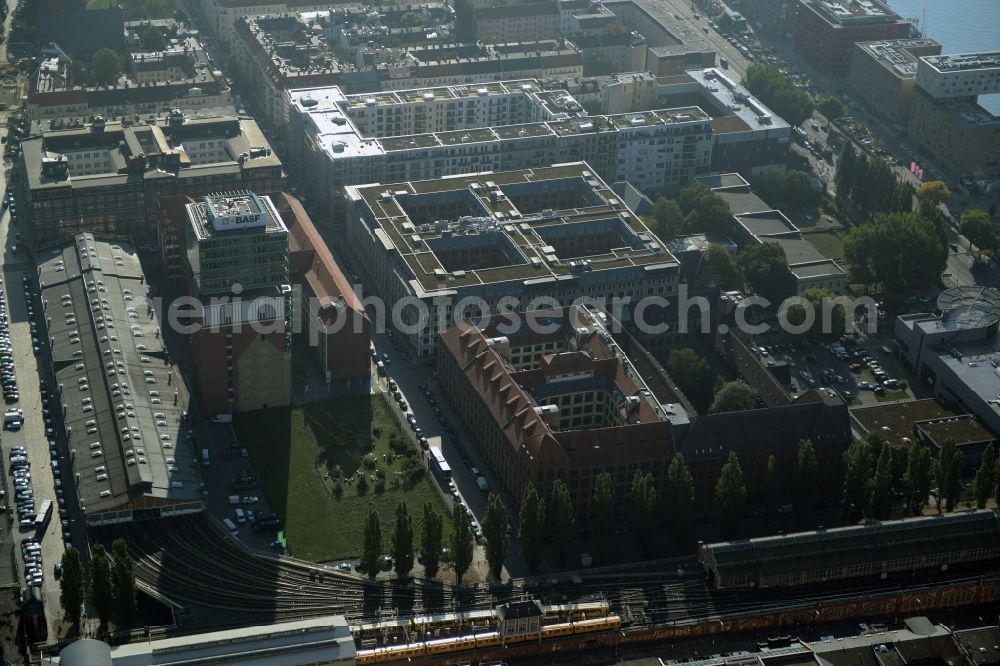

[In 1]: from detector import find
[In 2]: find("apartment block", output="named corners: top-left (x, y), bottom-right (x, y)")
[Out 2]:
top-left (288, 80), bottom-right (712, 222)
top-left (196, 0), bottom-right (339, 50)
top-left (740, 0), bottom-right (798, 37)
top-left (345, 163), bottom-right (683, 356)
top-left (28, 27), bottom-right (231, 122)
top-left (475, 2), bottom-right (562, 43)
top-left (184, 192), bottom-right (293, 414)
top-left (17, 111), bottom-right (284, 246)
top-left (574, 29), bottom-right (648, 73)
top-left (848, 39), bottom-right (942, 124)
top-left (794, 0), bottom-right (912, 78)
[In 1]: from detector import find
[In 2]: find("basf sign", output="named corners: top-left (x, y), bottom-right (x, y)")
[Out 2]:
top-left (206, 193), bottom-right (268, 231)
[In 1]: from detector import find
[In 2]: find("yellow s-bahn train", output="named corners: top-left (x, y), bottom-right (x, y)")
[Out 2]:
top-left (355, 601), bottom-right (619, 665)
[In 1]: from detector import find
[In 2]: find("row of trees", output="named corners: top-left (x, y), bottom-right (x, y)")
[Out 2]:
top-left (834, 143), bottom-right (913, 219)
top-left (60, 539), bottom-right (137, 628)
top-left (742, 64), bottom-right (815, 128)
top-left (843, 433), bottom-right (1000, 521)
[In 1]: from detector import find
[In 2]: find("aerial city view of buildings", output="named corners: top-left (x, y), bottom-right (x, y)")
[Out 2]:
top-left (0, 0), bottom-right (999, 663)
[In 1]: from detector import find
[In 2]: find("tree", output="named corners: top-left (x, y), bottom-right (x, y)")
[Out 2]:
top-left (973, 443), bottom-right (996, 509)
top-left (709, 380), bottom-right (757, 414)
top-left (360, 509), bottom-right (382, 578)
top-left (784, 287), bottom-right (846, 341)
top-left (592, 472), bottom-right (613, 559)
top-left (715, 451), bottom-right (747, 539)
top-left (737, 242), bottom-right (796, 304)
top-left (844, 212), bottom-right (946, 292)
top-left (89, 544), bottom-right (115, 624)
top-left (868, 442), bottom-right (894, 518)
top-left (934, 439), bottom-right (964, 512)
top-left (453, 0), bottom-right (477, 41)
top-left (678, 184), bottom-right (734, 235)
top-left (902, 442), bottom-right (932, 515)
top-left (916, 180), bottom-right (951, 209)
top-left (518, 484), bottom-right (545, 573)
top-left (482, 493), bottom-right (509, 579)
top-left (704, 244), bottom-right (742, 290)
top-left (843, 438), bottom-right (874, 521)
top-left (451, 503), bottom-right (474, 584)
top-left (111, 538), bottom-right (136, 625)
top-left (420, 503), bottom-right (443, 578)
top-left (141, 26), bottom-right (166, 51)
top-left (742, 64), bottom-right (815, 127)
top-left (664, 454), bottom-right (694, 546)
top-left (764, 454), bottom-right (779, 524)
top-left (60, 547), bottom-right (84, 626)
top-left (666, 348), bottom-right (715, 413)
top-left (754, 168), bottom-right (819, 209)
top-left (391, 502), bottom-right (414, 577)
top-left (960, 209), bottom-right (999, 256)
top-left (548, 480), bottom-right (575, 567)
top-left (650, 196), bottom-right (685, 239)
top-left (629, 471), bottom-right (658, 553)
top-left (90, 48), bottom-right (123, 86)
top-left (818, 95), bottom-right (845, 122)
top-left (793, 439), bottom-right (817, 520)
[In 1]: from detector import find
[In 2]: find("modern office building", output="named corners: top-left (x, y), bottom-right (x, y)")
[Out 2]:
top-left (36, 234), bottom-right (202, 525)
top-left (288, 80), bottom-right (712, 222)
top-left (17, 111), bottom-right (283, 246)
top-left (848, 39), bottom-right (942, 124)
top-left (794, 0), bottom-right (912, 78)
top-left (680, 68), bottom-right (792, 176)
top-left (894, 286), bottom-right (1000, 438)
top-left (345, 163), bottom-right (684, 356)
top-left (184, 192), bottom-right (293, 414)
top-left (907, 53), bottom-right (1000, 183)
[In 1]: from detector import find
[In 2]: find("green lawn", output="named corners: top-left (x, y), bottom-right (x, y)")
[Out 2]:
top-left (803, 231), bottom-right (845, 262)
top-left (235, 396), bottom-right (452, 562)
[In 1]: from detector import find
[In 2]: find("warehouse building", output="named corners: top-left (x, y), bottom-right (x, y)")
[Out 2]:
top-left (37, 234), bottom-right (202, 525)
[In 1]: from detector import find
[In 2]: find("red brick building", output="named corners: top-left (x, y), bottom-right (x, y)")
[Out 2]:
top-left (794, 0), bottom-right (912, 78)
top-left (438, 304), bottom-right (851, 523)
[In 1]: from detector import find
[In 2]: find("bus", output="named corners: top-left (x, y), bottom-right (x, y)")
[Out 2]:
top-left (429, 446), bottom-right (451, 483)
top-left (34, 500), bottom-right (53, 532)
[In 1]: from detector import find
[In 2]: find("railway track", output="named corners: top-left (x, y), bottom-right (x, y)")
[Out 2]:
top-left (92, 515), bottom-right (504, 623)
top-left (92, 515), bottom-right (1000, 631)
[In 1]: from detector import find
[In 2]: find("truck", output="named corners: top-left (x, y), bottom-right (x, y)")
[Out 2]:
top-left (202, 448), bottom-right (210, 466)
top-left (210, 413), bottom-right (233, 424)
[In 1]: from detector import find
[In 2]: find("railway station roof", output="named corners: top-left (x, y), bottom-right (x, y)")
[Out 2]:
top-left (703, 509), bottom-right (1000, 579)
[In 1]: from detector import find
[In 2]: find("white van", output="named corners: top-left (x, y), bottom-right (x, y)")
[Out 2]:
top-left (223, 518), bottom-right (238, 534)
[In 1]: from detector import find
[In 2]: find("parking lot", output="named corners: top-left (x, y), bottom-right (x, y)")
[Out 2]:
top-left (0, 170), bottom-right (84, 639)
top-left (752, 331), bottom-right (914, 407)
